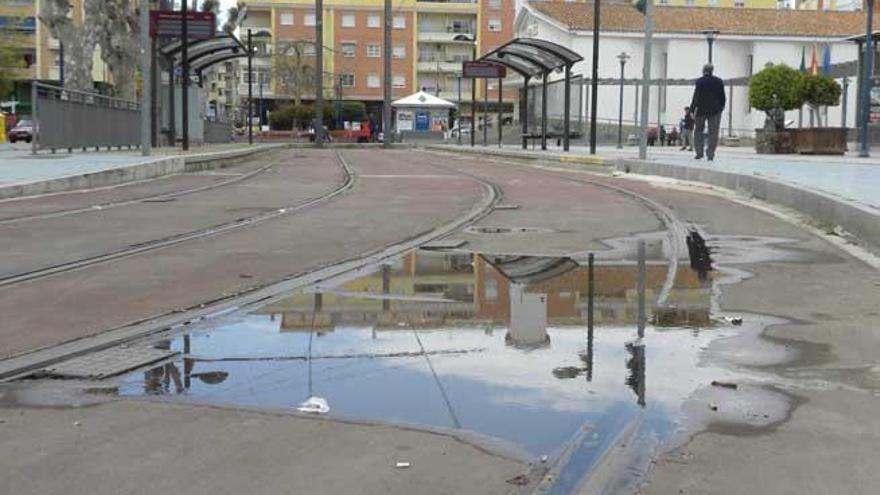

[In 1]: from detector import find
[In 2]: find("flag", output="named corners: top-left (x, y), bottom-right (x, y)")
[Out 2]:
top-left (821, 45), bottom-right (832, 75)
top-left (809, 44), bottom-right (819, 75)
top-left (799, 46), bottom-right (806, 73)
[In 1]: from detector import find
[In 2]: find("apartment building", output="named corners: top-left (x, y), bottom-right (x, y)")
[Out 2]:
top-left (240, 0), bottom-right (517, 117)
top-left (1, 0), bottom-right (108, 116)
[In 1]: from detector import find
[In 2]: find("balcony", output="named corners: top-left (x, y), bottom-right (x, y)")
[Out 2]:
top-left (418, 31), bottom-right (476, 44)
top-left (417, 60), bottom-right (463, 73)
top-left (416, 1), bottom-right (478, 13)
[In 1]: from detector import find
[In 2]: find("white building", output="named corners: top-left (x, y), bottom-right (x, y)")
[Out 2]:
top-left (515, 2), bottom-right (867, 137)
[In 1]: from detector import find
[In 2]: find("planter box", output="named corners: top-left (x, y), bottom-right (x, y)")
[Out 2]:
top-left (790, 127), bottom-right (848, 155)
top-left (754, 129), bottom-right (796, 154)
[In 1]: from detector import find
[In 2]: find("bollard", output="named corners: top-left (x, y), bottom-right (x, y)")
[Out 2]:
top-left (637, 240), bottom-right (646, 339)
top-left (587, 252), bottom-right (595, 341)
top-left (314, 292), bottom-right (323, 313)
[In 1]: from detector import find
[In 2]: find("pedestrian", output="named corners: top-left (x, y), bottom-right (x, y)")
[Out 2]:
top-left (690, 64), bottom-right (726, 161)
top-left (680, 106), bottom-right (694, 151)
top-left (659, 125), bottom-right (666, 147)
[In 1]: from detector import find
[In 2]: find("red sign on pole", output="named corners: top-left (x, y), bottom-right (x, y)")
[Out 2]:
top-left (462, 61), bottom-right (506, 79)
top-left (150, 11), bottom-right (216, 39)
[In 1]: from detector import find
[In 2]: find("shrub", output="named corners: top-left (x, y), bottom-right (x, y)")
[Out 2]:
top-left (749, 64), bottom-right (804, 112)
top-left (268, 105), bottom-right (296, 130)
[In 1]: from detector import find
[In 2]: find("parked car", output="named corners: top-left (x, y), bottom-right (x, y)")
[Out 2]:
top-left (7, 119), bottom-right (33, 143)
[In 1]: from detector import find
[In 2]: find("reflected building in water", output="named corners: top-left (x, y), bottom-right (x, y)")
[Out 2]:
top-left (258, 249), bottom-right (713, 331)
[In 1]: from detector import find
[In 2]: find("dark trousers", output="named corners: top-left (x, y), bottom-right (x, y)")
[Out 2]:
top-left (693, 112), bottom-right (722, 159)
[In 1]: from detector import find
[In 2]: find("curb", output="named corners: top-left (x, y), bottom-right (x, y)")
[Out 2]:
top-left (0, 144), bottom-right (288, 200)
top-left (615, 158), bottom-right (880, 257)
top-left (428, 145), bottom-right (880, 257)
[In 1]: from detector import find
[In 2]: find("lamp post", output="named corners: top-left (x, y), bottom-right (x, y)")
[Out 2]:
top-left (703, 29), bottom-right (719, 65)
top-left (859, 1), bottom-right (874, 157)
top-left (616, 51), bottom-right (629, 149)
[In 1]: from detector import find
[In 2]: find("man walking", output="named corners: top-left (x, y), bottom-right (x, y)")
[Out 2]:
top-left (690, 64), bottom-right (726, 161)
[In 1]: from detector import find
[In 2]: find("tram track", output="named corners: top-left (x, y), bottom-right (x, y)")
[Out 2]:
top-left (0, 152), bottom-right (287, 225)
top-left (0, 150), bottom-right (354, 290)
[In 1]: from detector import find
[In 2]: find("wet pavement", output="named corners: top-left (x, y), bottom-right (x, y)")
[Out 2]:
top-left (101, 241), bottom-right (805, 493)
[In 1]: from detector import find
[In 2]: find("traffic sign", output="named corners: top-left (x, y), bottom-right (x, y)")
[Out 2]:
top-left (149, 11), bottom-right (216, 39)
top-left (462, 61), bottom-right (506, 79)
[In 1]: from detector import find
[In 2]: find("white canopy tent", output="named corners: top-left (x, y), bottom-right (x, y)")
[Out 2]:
top-left (391, 91), bottom-right (455, 134)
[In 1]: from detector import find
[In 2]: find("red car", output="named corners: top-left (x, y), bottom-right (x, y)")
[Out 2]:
top-left (7, 119), bottom-right (34, 143)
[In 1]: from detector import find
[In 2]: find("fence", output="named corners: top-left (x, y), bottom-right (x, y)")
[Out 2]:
top-left (32, 82), bottom-right (140, 153)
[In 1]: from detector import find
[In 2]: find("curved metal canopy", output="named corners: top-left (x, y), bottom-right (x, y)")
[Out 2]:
top-left (162, 35), bottom-right (246, 64)
top-left (479, 37), bottom-right (583, 78)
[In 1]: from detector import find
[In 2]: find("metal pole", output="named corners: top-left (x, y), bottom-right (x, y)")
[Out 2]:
top-left (859, 5), bottom-right (874, 158)
top-left (589, 0), bottom-right (600, 154)
top-left (457, 75), bottom-right (462, 145)
top-left (168, 58), bottom-right (176, 146)
top-left (728, 84), bottom-right (733, 138)
top-left (564, 64), bottom-right (571, 152)
top-left (618, 59), bottom-right (625, 149)
top-left (541, 71), bottom-right (548, 150)
top-left (382, 0), bottom-right (391, 148)
top-left (637, 240), bottom-right (646, 339)
top-left (497, 77), bottom-right (503, 148)
top-left (140, 0), bottom-right (151, 156)
top-left (522, 76), bottom-right (529, 149)
top-left (247, 29), bottom-right (253, 145)
top-left (259, 76), bottom-right (264, 134)
top-left (708, 38), bottom-right (714, 64)
top-left (59, 42), bottom-right (64, 86)
top-left (382, 264), bottom-right (391, 311)
top-left (316, 0), bottom-right (325, 148)
top-left (470, 79), bottom-right (476, 146)
top-left (482, 79), bottom-right (488, 146)
top-left (587, 252), bottom-right (594, 342)
top-left (150, 37), bottom-right (158, 146)
top-left (842, 76), bottom-right (849, 128)
top-left (638, 0), bottom-right (654, 160)
top-left (181, 0), bottom-right (189, 151)
top-left (30, 82), bottom-right (37, 154)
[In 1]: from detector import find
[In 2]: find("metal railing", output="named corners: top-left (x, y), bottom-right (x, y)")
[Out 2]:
top-left (32, 82), bottom-right (140, 153)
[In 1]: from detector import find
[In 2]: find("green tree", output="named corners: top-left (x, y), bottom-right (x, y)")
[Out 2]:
top-left (335, 101), bottom-right (366, 122)
top-left (748, 63), bottom-right (804, 113)
top-left (0, 19), bottom-right (26, 99)
top-left (273, 40), bottom-right (315, 106)
top-left (799, 74), bottom-right (841, 127)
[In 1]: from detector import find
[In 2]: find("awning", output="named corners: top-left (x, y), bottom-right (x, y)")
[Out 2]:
top-left (391, 91), bottom-right (456, 109)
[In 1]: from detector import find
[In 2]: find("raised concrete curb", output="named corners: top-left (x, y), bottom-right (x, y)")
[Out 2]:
top-left (615, 158), bottom-right (880, 256)
top-left (427, 145), bottom-right (880, 257)
top-left (0, 144), bottom-right (287, 200)
top-left (423, 144), bottom-right (606, 167)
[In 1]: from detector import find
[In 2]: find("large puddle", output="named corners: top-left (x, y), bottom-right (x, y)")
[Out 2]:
top-left (112, 241), bottom-right (804, 492)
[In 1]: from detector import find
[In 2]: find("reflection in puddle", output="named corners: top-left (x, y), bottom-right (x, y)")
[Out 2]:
top-left (117, 245), bottom-right (796, 493)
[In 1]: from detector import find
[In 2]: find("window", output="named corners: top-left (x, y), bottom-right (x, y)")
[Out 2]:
top-left (686, 0), bottom-right (696, 4)
top-left (342, 13), bottom-right (356, 27)
top-left (367, 44), bottom-right (381, 57)
top-left (304, 42), bottom-right (316, 57)
top-left (392, 75), bottom-right (406, 88)
top-left (280, 12), bottom-right (294, 26)
top-left (367, 74), bottom-right (380, 88)
top-left (340, 74), bottom-right (355, 88)
top-left (489, 0), bottom-right (501, 9)
top-left (487, 18), bottom-right (502, 32)
top-left (304, 13), bottom-right (316, 26)
top-left (341, 42), bottom-right (356, 58)
top-left (734, 0), bottom-right (745, 6)
top-left (367, 15), bottom-right (381, 28)
top-left (392, 44), bottom-right (406, 59)
top-left (393, 15), bottom-right (406, 29)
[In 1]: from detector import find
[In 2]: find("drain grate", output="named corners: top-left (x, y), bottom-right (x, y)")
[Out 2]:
top-left (42, 346), bottom-right (177, 379)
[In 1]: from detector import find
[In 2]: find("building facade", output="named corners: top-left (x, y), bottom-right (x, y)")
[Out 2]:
top-left (0, 0), bottom-right (108, 116)
top-left (517, 2), bottom-right (867, 138)
top-left (239, 0), bottom-right (516, 119)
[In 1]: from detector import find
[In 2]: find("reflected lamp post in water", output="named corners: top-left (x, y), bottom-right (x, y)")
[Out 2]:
top-left (616, 52), bottom-right (629, 149)
top-left (702, 29), bottom-right (719, 65)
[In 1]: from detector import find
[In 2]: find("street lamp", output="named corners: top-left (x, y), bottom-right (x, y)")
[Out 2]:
top-left (702, 29), bottom-right (720, 64)
top-left (616, 51), bottom-right (630, 149)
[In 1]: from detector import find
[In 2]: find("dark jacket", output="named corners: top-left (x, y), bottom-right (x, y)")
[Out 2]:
top-left (690, 75), bottom-right (726, 116)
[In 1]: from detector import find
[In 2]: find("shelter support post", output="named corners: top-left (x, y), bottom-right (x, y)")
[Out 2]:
top-left (541, 70), bottom-right (548, 151)
top-left (497, 77), bottom-right (503, 148)
top-left (471, 78), bottom-right (476, 147)
top-left (522, 76), bottom-right (530, 150)
top-left (564, 63), bottom-right (571, 152)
